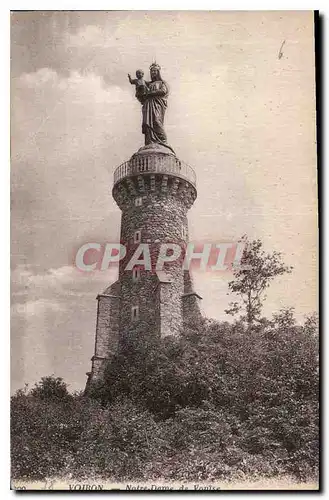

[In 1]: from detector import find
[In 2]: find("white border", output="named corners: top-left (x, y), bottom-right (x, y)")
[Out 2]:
top-left (2, 3), bottom-right (327, 499)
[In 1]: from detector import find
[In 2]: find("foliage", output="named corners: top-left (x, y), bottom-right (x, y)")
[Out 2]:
top-left (11, 312), bottom-right (318, 482)
top-left (225, 236), bottom-right (293, 326)
top-left (29, 376), bottom-right (72, 401)
top-left (11, 387), bottom-right (85, 479)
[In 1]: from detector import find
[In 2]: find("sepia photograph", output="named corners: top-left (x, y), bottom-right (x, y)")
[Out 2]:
top-left (10, 10), bottom-right (319, 490)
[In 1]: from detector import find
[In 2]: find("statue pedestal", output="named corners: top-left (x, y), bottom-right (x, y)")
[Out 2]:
top-left (134, 142), bottom-right (176, 158)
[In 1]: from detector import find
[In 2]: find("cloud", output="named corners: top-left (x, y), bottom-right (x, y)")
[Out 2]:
top-left (11, 67), bottom-right (133, 272)
top-left (11, 264), bottom-right (118, 301)
top-left (15, 67), bottom-right (130, 124)
top-left (12, 299), bottom-right (65, 317)
top-left (66, 25), bottom-right (113, 48)
top-left (20, 67), bottom-right (59, 88)
top-left (11, 264), bottom-right (118, 394)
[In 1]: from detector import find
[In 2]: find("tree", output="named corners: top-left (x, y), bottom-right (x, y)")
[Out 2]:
top-left (225, 236), bottom-right (292, 327)
top-left (30, 375), bottom-right (71, 401)
top-left (272, 307), bottom-right (296, 329)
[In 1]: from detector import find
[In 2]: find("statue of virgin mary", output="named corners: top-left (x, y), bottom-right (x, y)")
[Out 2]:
top-left (140, 63), bottom-right (175, 154)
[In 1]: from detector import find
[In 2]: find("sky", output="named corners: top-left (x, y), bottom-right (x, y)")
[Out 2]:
top-left (11, 11), bottom-right (318, 393)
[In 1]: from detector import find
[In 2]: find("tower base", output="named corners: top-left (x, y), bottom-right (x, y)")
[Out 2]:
top-left (86, 271), bottom-right (202, 389)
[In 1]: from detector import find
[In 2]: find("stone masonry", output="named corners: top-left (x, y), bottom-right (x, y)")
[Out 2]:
top-left (86, 145), bottom-right (202, 389)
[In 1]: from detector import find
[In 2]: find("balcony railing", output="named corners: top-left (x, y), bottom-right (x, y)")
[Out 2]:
top-left (113, 154), bottom-right (196, 187)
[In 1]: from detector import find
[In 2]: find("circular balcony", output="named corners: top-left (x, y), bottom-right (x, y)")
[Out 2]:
top-left (113, 153), bottom-right (196, 187)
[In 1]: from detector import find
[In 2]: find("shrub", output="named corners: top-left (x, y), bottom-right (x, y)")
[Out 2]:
top-left (11, 312), bottom-right (319, 482)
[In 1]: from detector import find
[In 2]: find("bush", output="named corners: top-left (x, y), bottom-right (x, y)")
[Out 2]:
top-left (11, 313), bottom-right (319, 482)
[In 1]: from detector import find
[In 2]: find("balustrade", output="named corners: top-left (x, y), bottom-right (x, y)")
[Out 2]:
top-left (113, 154), bottom-right (196, 186)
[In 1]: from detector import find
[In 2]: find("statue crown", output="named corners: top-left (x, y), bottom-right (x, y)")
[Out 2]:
top-left (150, 62), bottom-right (161, 71)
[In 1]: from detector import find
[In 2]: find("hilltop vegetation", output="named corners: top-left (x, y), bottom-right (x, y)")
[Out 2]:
top-left (11, 239), bottom-right (318, 483)
top-left (11, 311), bottom-right (318, 482)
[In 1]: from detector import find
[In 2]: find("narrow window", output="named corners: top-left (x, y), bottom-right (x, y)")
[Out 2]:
top-left (132, 267), bottom-right (140, 282)
top-left (135, 197), bottom-right (143, 207)
top-left (131, 305), bottom-right (139, 321)
top-left (134, 230), bottom-right (142, 244)
top-left (182, 226), bottom-right (187, 239)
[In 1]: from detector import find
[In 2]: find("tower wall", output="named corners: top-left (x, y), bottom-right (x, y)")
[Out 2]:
top-left (113, 163), bottom-right (196, 343)
top-left (182, 271), bottom-right (203, 329)
top-left (90, 281), bottom-right (120, 381)
top-left (87, 148), bottom-right (200, 387)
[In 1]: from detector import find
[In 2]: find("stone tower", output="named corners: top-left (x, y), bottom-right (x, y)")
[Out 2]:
top-left (86, 64), bottom-right (202, 388)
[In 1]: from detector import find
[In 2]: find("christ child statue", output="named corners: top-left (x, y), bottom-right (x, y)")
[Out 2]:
top-left (128, 69), bottom-right (149, 103)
